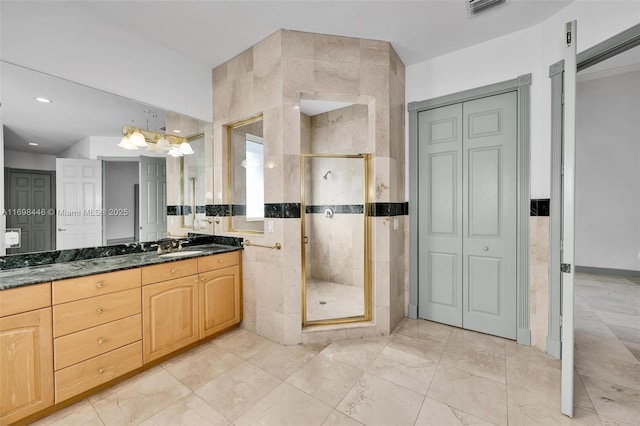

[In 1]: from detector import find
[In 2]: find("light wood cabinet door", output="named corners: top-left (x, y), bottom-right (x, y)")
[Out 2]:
top-left (0, 308), bottom-right (54, 424)
top-left (199, 265), bottom-right (241, 339)
top-left (143, 276), bottom-right (199, 363)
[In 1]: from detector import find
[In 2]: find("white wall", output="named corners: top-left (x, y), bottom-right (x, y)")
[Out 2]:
top-left (104, 162), bottom-right (138, 242)
top-left (576, 71), bottom-right (640, 271)
top-left (59, 137), bottom-right (91, 160)
top-left (1, 2), bottom-right (211, 122)
top-left (4, 150), bottom-right (57, 171)
top-left (60, 136), bottom-right (165, 160)
top-left (406, 0), bottom-right (640, 199)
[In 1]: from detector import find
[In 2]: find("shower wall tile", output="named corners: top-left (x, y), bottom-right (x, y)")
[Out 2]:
top-left (313, 33), bottom-right (360, 63)
top-left (212, 30), bottom-right (406, 344)
top-left (360, 39), bottom-right (390, 65)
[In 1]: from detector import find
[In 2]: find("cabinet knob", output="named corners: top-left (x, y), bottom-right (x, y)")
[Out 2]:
top-left (97, 281), bottom-right (104, 288)
top-left (98, 368), bottom-right (105, 374)
top-left (171, 268), bottom-right (177, 273)
top-left (97, 307), bottom-right (104, 314)
top-left (218, 259), bottom-right (224, 264)
top-left (98, 338), bottom-right (105, 344)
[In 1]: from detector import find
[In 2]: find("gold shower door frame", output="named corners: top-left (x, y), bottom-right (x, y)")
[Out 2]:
top-left (301, 153), bottom-right (372, 326)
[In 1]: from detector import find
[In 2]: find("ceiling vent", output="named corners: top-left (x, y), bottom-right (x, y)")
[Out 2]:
top-left (468, 0), bottom-right (507, 17)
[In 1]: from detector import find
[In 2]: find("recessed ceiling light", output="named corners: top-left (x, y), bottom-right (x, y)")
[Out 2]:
top-left (34, 97), bottom-right (52, 103)
top-left (172, 129), bottom-right (181, 134)
top-left (28, 142), bottom-right (39, 146)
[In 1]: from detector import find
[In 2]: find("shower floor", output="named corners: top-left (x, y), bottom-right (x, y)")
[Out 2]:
top-left (306, 278), bottom-right (364, 322)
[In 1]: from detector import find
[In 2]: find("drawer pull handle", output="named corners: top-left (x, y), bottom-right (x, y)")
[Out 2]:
top-left (98, 338), bottom-right (105, 344)
top-left (97, 307), bottom-right (104, 314)
top-left (171, 268), bottom-right (177, 273)
top-left (98, 368), bottom-right (105, 374)
top-left (97, 282), bottom-right (104, 288)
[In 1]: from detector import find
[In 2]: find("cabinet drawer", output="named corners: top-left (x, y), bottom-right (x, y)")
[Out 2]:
top-left (142, 258), bottom-right (197, 285)
top-left (55, 341), bottom-right (142, 403)
top-left (54, 288), bottom-right (141, 337)
top-left (54, 314), bottom-right (142, 370)
top-left (53, 269), bottom-right (141, 304)
top-left (0, 283), bottom-right (51, 317)
top-left (198, 251), bottom-right (240, 273)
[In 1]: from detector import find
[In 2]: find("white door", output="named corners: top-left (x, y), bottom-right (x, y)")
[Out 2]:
top-left (418, 92), bottom-right (518, 340)
top-left (561, 19), bottom-right (577, 418)
top-left (56, 158), bottom-right (102, 249)
top-left (139, 156), bottom-right (167, 242)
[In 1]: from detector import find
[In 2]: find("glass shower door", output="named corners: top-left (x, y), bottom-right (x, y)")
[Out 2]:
top-left (301, 154), bottom-right (371, 325)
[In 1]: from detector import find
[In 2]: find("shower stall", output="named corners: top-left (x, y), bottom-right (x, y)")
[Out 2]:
top-left (301, 154), bottom-right (371, 325)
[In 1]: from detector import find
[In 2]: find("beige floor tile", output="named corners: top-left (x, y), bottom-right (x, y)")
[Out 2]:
top-left (505, 340), bottom-right (561, 369)
top-left (31, 399), bottom-right (103, 426)
top-left (247, 342), bottom-right (319, 380)
top-left (447, 329), bottom-right (506, 355)
top-left (213, 329), bottom-right (274, 359)
top-left (320, 339), bottom-right (386, 370)
top-left (91, 368), bottom-right (191, 425)
top-left (321, 410), bottom-right (364, 426)
top-left (506, 353), bottom-right (561, 400)
top-left (162, 342), bottom-right (244, 390)
top-left (575, 371), bottom-right (597, 412)
top-left (387, 333), bottom-right (445, 362)
top-left (336, 373), bottom-right (424, 426)
top-left (575, 332), bottom-right (638, 364)
top-left (581, 375), bottom-right (640, 425)
top-left (366, 346), bottom-right (437, 395)
top-left (87, 365), bottom-right (166, 404)
top-left (441, 339), bottom-right (506, 384)
top-left (428, 364), bottom-right (507, 426)
top-left (414, 397), bottom-right (494, 426)
top-left (574, 318), bottom-right (617, 339)
top-left (575, 356), bottom-right (640, 390)
top-left (507, 386), bottom-right (600, 426)
top-left (234, 382), bottom-right (332, 426)
top-left (595, 310), bottom-right (640, 331)
top-left (285, 353), bottom-right (364, 407)
top-left (195, 362), bottom-right (281, 421)
top-left (138, 394), bottom-right (229, 426)
top-left (396, 319), bottom-right (453, 343)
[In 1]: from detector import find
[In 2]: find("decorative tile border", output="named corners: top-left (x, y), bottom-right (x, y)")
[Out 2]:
top-left (167, 205), bottom-right (207, 216)
top-left (305, 204), bottom-right (364, 214)
top-left (530, 199), bottom-right (550, 216)
top-left (205, 202), bottom-right (409, 218)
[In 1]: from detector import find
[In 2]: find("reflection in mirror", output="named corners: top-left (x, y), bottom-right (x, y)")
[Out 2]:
top-left (228, 114), bottom-right (264, 233)
top-left (1, 61), bottom-right (211, 254)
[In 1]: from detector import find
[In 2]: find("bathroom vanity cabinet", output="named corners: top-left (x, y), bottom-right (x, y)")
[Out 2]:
top-left (0, 283), bottom-right (54, 425)
top-left (0, 247), bottom-right (242, 425)
top-left (142, 251), bottom-right (242, 361)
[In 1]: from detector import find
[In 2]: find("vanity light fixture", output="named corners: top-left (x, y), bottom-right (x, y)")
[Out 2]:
top-left (28, 142), bottom-right (39, 146)
top-left (118, 125), bottom-right (194, 156)
top-left (33, 97), bottom-right (52, 103)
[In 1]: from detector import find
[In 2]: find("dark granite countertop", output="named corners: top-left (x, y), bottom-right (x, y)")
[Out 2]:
top-left (0, 243), bottom-right (242, 290)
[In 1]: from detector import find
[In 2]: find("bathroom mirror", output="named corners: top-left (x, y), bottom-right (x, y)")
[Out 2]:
top-left (227, 114), bottom-right (264, 233)
top-left (1, 61), bottom-right (212, 254)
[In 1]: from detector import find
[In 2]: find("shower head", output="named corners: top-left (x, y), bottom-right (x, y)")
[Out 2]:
top-left (322, 171), bottom-right (332, 180)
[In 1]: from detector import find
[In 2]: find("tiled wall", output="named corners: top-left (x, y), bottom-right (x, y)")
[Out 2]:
top-left (211, 30), bottom-right (406, 344)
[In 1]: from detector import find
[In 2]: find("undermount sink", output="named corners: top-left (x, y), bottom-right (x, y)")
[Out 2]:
top-left (158, 250), bottom-right (204, 258)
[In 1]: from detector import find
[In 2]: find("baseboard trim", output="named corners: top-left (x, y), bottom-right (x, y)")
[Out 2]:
top-left (546, 336), bottom-right (561, 359)
top-left (575, 265), bottom-right (640, 278)
top-left (517, 327), bottom-right (531, 346)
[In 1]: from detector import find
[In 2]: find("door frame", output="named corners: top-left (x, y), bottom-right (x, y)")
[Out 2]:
top-left (408, 74), bottom-right (533, 345)
top-left (4, 168), bottom-right (56, 252)
top-left (547, 23), bottom-right (640, 359)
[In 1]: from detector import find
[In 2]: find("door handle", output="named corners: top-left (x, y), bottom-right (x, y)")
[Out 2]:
top-left (482, 246), bottom-right (489, 251)
top-left (58, 228), bottom-right (66, 231)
